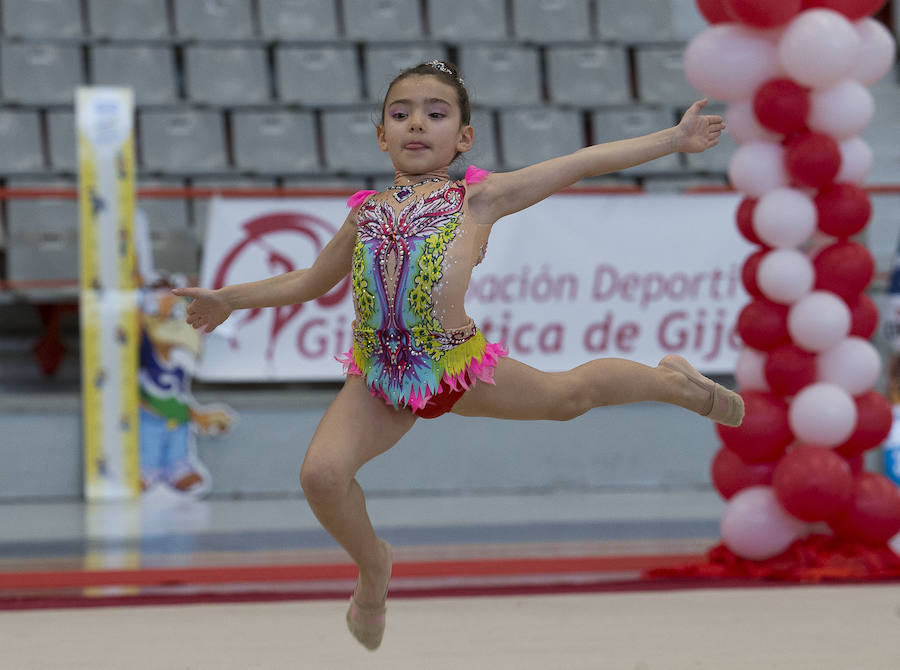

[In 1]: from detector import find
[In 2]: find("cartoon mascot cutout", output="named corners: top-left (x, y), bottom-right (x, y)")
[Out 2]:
top-left (138, 279), bottom-right (235, 496)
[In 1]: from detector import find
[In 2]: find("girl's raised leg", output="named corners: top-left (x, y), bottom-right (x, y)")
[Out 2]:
top-left (299, 375), bottom-right (417, 649)
top-left (451, 354), bottom-right (742, 425)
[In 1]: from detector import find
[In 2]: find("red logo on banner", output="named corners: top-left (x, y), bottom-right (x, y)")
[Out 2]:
top-left (211, 212), bottom-right (350, 359)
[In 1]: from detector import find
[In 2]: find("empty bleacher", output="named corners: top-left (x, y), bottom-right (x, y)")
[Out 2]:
top-left (0, 0), bottom-right (897, 285)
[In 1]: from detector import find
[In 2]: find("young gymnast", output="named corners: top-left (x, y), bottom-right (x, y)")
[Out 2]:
top-left (173, 60), bottom-right (743, 650)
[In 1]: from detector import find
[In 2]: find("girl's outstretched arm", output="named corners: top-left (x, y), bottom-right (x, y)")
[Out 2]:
top-left (173, 210), bottom-right (358, 332)
top-left (470, 99), bottom-right (724, 224)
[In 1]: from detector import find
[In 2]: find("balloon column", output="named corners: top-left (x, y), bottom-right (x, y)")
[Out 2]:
top-left (686, 0), bottom-right (900, 562)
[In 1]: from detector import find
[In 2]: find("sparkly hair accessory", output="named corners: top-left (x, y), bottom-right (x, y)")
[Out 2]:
top-left (427, 60), bottom-right (463, 84)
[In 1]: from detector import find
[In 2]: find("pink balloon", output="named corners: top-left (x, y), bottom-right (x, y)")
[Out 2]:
top-left (726, 100), bottom-right (781, 144)
top-left (757, 248), bottom-right (815, 304)
top-left (685, 25), bottom-right (783, 102)
top-left (728, 141), bottom-right (788, 197)
top-left (721, 485), bottom-right (807, 560)
top-left (788, 290), bottom-right (851, 352)
top-left (789, 382), bottom-right (858, 446)
top-left (848, 18), bottom-right (897, 85)
top-left (736, 347), bottom-right (770, 391)
top-left (778, 9), bottom-right (861, 88)
top-left (836, 136), bottom-right (873, 184)
top-left (753, 187), bottom-right (817, 248)
top-left (808, 79), bottom-right (874, 140)
top-left (817, 336), bottom-right (882, 395)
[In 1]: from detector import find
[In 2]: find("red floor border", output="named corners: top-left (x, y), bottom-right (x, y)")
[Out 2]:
top-left (0, 553), bottom-right (702, 591)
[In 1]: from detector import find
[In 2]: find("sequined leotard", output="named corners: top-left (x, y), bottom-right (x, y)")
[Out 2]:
top-left (339, 166), bottom-right (506, 415)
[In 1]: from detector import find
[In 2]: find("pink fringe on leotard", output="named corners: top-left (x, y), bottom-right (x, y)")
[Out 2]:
top-left (347, 190), bottom-right (378, 208)
top-left (464, 165), bottom-right (491, 185)
top-left (337, 340), bottom-right (508, 413)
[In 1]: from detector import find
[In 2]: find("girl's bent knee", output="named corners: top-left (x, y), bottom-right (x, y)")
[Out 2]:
top-left (300, 460), bottom-right (347, 503)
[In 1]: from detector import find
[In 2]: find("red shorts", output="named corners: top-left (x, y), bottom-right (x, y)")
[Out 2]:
top-left (413, 385), bottom-right (467, 419)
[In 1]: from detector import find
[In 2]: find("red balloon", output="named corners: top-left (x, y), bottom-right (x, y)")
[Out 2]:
top-left (785, 132), bottom-right (842, 189)
top-left (716, 391), bottom-right (793, 463)
top-left (812, 241), bottom-right (875, 301)
top-left (696, 0), bottom-right (732, 23)
top-left (846, 293), bottom-right (879, 339)
top-left (801, 0), bottom-right (887, 20)
top-left (736, 299), bottom-right (791, 351)
top-left (726, 0), bottom-right (802, 26)
top-left (764, 344), bottom-right (817, 397)
top-left (773, 446), bottom-right (854, 521)
top-left (844, 454), bottom-right (864, 475)
top-left (815, 183), bottom-right (871, 238)
top-left (828, 472), bottom-right (900, 544)
top-left (736, 197), bottom-right (765, 246)
top-left (834, 391), bottom-right (893, 458)
top-left (711, 447), bottom-right (777, 499)
top-left (753, 79), bottom-right (810, 135)
top-left (741, 250), bottom-right (767, 299)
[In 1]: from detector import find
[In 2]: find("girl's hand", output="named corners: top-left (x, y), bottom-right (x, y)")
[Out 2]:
top-left (171, 287), bottom-right (233, 333)
top-left (673, 99), bottom-right (726, 154)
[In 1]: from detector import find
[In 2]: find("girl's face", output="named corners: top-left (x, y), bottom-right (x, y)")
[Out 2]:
top-left (377, 75), bottom-right (473, 175)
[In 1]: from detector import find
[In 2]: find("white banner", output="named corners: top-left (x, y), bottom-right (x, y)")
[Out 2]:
top-left (197, 193), bottom-right (752, 381)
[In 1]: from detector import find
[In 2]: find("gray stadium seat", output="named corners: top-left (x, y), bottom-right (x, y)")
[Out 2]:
top-left (635, 47), bottom-right (700, 106)
top-left (88, 0), bottom-right (170, 39)
top-left (344, 0), bottom-right (422, 41)
top-left (499, 108), bottom-right (583, 169)
top-left (190, 177), bottom-right (277, 238)
top-left (91, 45), bottom-right (178, 105)
top-left (173, 0), bottom-right (255, 39)
top-left (364, 45), bottom-right (448, 101)
top-left (46, 110), bottom-right (76, 173)
top-left (321, 110), bottom-right (394, 173)
top-left (591, 108), bottom-right (681, 174)
top-left (546, 45), bottom-right (630, 106)
top-left (511, 0), bottom-right (591, 42)
top-left (668, 0), bottom-right (709, 42)
top-left (185, 47), bottom-right (269, 105)
top-left (866, 80), bottom-right (900, 183)
top-left (231, 110), bottom-right (318, 174)
top-left (140, 110), bottom-right (228, 174)
top-left (138, 180), bottom-right (198, 277)
top-left (682, 104), bottom-right (735, 172)
top-left (0, 110), bottom-right (44, 173)
top-left (426, 0), bottom-right (506, 41)
top-left (2, 0), bottom-right (83, 37)
top-left (458, 46), bottom-right (541, 107)
top-left (597, 0), bottom-right (703, 43)
top-left (276, 46), bottom-right (361, 105)
top-left (258, 0), bottom-right (338, 39)
top-left (0, 42), bottom-right (83, 104)
top-left (466, 108), bottom-right (499, 171)
top-left (6, 178), bottom-right (78, 281)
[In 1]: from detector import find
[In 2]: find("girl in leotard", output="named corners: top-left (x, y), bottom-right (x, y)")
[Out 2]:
top-left (174, 60), bottom-right (742, 651)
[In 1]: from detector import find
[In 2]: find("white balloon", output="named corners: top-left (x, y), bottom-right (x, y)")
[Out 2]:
top-left (757, 249), bottom-right (815, 304)
top-left (849, 18), bottom-right (897, 86)
top-left (725, 100), bottom-right (780, 145)
top-left (728, 142), bottom-right (788, 198)
top-left (736, 347), bottom-right (769, 391)
top-left (788, 291), bottom-right (851, 353)
top-left (753, 188), bottom-right (817, 248)
top-left (808, 79), bottom-right (874, 140)
top-left (779, 9), bottom-right (861, 88)
top-left (685, 25), bottom-right (782, 102)
top-left (817, 336), bottom-right (882, 395)
top-left (789, 382), bottom-right (857, 446)
top-left (836, 136), bottom-right (873, 184)
top-left (721, 486), bottom-right (807, 561)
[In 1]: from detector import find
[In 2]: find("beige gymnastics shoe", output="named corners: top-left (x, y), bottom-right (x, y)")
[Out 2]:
top-left (659, 354), bottom-right (744, 427)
